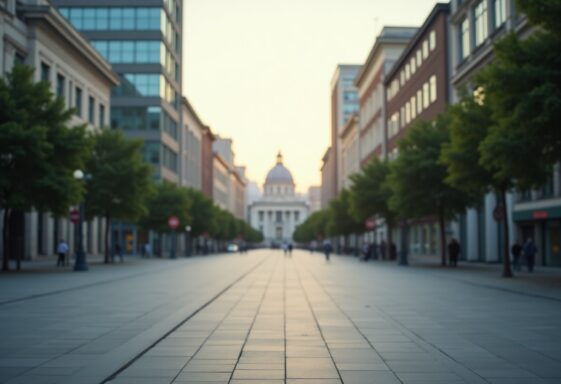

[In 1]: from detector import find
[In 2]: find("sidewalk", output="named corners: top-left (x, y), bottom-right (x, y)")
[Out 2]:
top-left (406, 253), bottom-right (561, 301)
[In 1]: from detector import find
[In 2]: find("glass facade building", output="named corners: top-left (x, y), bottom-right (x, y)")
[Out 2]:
top-left (53, 0), bottom-right (182, 182)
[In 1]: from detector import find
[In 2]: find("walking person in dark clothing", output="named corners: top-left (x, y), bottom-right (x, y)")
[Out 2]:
top-left (379, 240), bottom-right (386, 260)
top-left (114, 243), bottom-right (123, 263)
top-left (56, 239), bottom-right (68, 267)
top-left (323, 239), bottom-right (332, 261)
top-left (448, 238), bottom-right (460, 267)
top-left (523, 238), bottom-right (537, 272)
top-left (389, 242), bottom-right (397, 260)
top-left (511, 242), bottom-right (522, 272)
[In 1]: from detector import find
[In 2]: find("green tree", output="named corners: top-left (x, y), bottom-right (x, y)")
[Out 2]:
top-left (84, 129), bottom-right (152, 263)
top-left (139, 182), bottom-right (192, 256)
top-left (389, 116), bottom-right (475, 266)
top-left (328, 189), bottom-right (363, 249)
top-left (349, 158), bottom-right (395, 257)
top-left (0, 65), bottom-right (89, 271)
top-left (184, 188), bottom-right (214, 237)
top-left (293, 210), bottom-right (329, 244)
top-left (476, 31), bottom-right (561, 189)
top-left (441, 96), bottom-right (515, 277)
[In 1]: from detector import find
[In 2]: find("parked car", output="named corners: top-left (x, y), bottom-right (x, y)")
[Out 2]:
top-left (227, 244), bottom-right (239, 253)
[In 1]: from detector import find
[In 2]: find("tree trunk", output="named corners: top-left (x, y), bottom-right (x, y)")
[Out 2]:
top-left (386, 221), bottom-right (393, 260)
top-left (104, 214), bottom-right (111, 264)
top-left (438, 208), bottom-right (447, 267)
top-left (499, 188), bottom-right (513, 278)
top-left (2, 208), bottom-right (10, 272)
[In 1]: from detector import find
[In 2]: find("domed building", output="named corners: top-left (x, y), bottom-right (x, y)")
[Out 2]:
top-left (249, 153), bottom-right (309, 246)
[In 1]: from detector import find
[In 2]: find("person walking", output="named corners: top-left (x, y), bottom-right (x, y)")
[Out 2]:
top-left (379, 240), bottom-right (387, 260)
top-left (288, 243), bottom-right (293, 256)
top-left (511, 241), bottom-right (522, 271)
top-left (56, 239), bottom-right (68, 267)
top-left (115, 243), bottom-right (123, 263)
top-left (390, 242), bottom-right (397, 260)
top-left (448, 238), bottom-right (460, 267)
top-left (371, 241), bottom-right (379, 260)
top-left (323, 239), bottom-right (332, 261)
top-left (361, 242), bottom-right (370, 261)
top-left (523, 238), bottom-right (537, 272)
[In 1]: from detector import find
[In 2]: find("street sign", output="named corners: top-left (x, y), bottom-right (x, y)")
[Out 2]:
top-left (493, 206), bottom-right (505, 222)
top-left (70, 209), bottom-right (80, 224)
top-left (365, 217), bottom-right (376, 230)
top-left (168, 216), bottom-right (180, 229)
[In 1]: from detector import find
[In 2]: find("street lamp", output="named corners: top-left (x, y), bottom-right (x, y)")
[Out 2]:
top-left (73, 169), bottom-right (89, 271)
top-left (185, 225), bottom-right (192, 257)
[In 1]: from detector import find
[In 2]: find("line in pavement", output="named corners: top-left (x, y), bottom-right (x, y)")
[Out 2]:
top-left (291, 258), bottom-right (345, 383)
top-left (296, 255), bottom-right (489, 384)
top-left (56, 256), bottom-right (268, 384)
top-left (0, 261), bottom-right (191, 306)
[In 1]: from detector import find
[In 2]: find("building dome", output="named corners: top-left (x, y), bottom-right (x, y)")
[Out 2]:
top-left (265, 152), bottom-right (294, 184)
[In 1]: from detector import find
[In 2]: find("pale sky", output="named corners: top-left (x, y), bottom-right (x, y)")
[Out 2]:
top-left (183, 0), bottom-right (439, 193)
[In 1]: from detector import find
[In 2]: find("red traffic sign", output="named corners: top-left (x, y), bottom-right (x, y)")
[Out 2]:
top-left (70, 209), bottom-right (80, 224)
top-left (365, 217), bottom-right (376, 230)
top-left (168, 216), bottom-right (180, 229)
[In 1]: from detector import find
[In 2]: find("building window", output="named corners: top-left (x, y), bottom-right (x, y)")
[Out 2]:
top-left (423, 82), bottom-right (429, 109)
top-left (99, 104), bottom-right (105, 127)
top-left (400, 70), bottom-right (405, 86)
top-left (56, 74), bottom-right (65, 98)
top-left (410, 96), bottom-right (416, 119)
top-left (430, 76), bottom-right (437, 103)
top-left (143, 141), bottom-right (160, 164)
top-left (422, 39), bottom-right (429, 59)
top-left (162, 145), bottom-right (178, 173)
top-left (405, 63), bottom-right (410, 80)
top-left (276, 211), bottom-right (282, 222)
top-left (475, 0), bottom-right (489, 46)
top-left (410, 57), bottom-right (416, 74)
top-left (40, 62), bottom-right (50, 83)
top-left (461, 18), bottom-right (471, 60)
top-left (259, 211), bottom-right (264, 221)
top-left (400, 106), bottom-right (405, 127)
top-left (405, 101), bottom-right (411, 124)
top-left (494, 0), bottom-right (506, 28)
top-left (14, 52), bottom-right (26, 65)
top-left (60, 7), bottom-right (162, 31)
top-left (295, 211), bottom-right (300, 222)
top-left (88, 96), bottom-right (95, 124)
top-left (416, 49), bottom-right (422, 68)
top-left (91, 40), bottom-right (163, 64)
top-left (111, 106), bottom-right (161, 131)
top-left (417, 89), bottom-right (423, 114)
top-left (75, 87), bottom-right (82, 117)
top-left (429, 30), bottom-right (436, 51)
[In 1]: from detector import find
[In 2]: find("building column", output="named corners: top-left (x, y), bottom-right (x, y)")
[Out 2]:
top-left (484, 193), bottom-right (499, 262)
top-left (25, 211), bottom-right (38, 260)
top-left (465, 209), bottom-right (479, 261)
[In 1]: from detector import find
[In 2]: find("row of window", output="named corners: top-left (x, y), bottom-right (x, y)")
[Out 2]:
top-left (59, 7), bottom-right (161, 31)
top-left (111, 106), bottom-right (178, 139)
top-left (388, 75), bottom-right (437, 138)
top-left (142, 141), bottom-right (178, 173)
top-left (91, 40), bottom-right (178, 82)
top-left (40, 62), bottom-right (105, 128)
top-left (113, 73), bottom-right (178, 107)
top-left (460, 0), bottom-right (507, 61)
top-left (59, 7), bottom-right (180, 54)
top-left (258, 211), bottom-right (301, 222)
top-left (387, 30), bottom-right (437, 101)
top-left (359, 86), bottom-right (383, 128)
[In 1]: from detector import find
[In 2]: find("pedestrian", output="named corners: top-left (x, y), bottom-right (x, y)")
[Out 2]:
top-left (115, 243), bottom-right (123, 263)
top-left (323, 239), bottom-right (332, 261)
top-left (361, 242), bottom-right (370, 261)
top-left (379, 240), bottom-right (387, 260)
top-left (371, 241), bottom-right (379, 260)
top-left (448, 238), bottom-right (460, 267)
top-left (145, 242), bottom-right (152, 258)
top-left (390, 242), bottom-right (397, 260)
top-left (288, 243), bottom-right (293, 256)
top-left (56, 239), bottom-right (68, 267)
top-left (523, 238), bottom-right (537, 272)
top-left (511, 241), bottom-right (522, 271)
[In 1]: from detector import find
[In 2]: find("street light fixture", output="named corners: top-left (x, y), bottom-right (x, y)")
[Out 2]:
top-left (73, 169), bottom-right (89, 271)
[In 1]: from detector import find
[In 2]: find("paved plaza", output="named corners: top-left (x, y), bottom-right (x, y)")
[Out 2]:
top-left (1, 251), bottom-right (561, 384)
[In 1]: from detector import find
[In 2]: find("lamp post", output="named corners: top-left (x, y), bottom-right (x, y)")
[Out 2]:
top-left (185, 225), bottom-right (192, 257)
top-left (73, 169), bottom-right (89, 271)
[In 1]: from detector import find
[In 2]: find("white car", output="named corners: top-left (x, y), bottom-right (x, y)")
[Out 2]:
top-left (227, 244), bottom-right (239, 253)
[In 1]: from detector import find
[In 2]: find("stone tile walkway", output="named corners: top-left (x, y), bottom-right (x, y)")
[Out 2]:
top-left (1, 250), bottom-right (561, 383)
